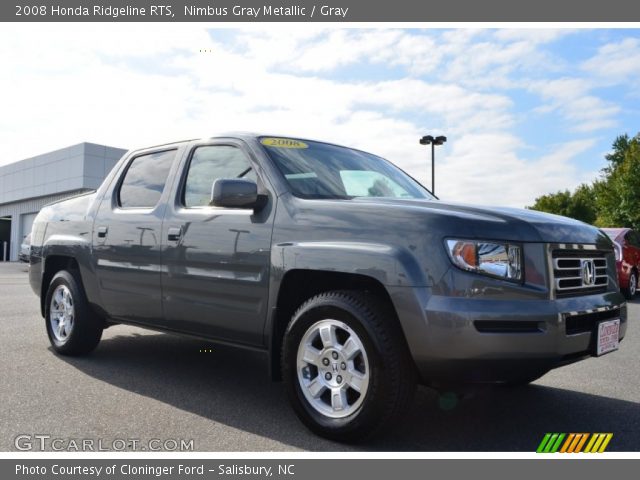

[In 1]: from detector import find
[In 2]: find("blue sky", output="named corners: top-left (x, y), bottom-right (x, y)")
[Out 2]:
top-left (1, 27), bottom-right (639, 207)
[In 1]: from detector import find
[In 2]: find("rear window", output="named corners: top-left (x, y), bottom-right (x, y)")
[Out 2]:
top-left (118, 150), bottom-right (176, 208)
top-left (626, 231), bottom-right (640, 247)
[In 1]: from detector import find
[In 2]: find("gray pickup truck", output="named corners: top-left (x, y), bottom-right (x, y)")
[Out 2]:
top-left (29, 133), bottom-right (627, 441)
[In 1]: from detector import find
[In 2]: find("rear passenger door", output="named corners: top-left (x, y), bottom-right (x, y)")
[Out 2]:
top-left (92, 147), bottom-right (180, 324)
top-left (161, 140), bottom-right (275, 346)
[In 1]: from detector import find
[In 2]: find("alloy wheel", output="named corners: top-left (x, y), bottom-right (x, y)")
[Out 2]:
top-left (49, 285), bottom-right (75, 342)
top-left (296, 319), bottom-right (370, 418)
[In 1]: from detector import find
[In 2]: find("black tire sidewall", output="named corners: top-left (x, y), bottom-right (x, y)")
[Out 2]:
top-left (623, 271), bottom-right (637, 299)
top-left (282, 295), bottom-right (399, 441)
top-left (44, 270), bottom-right (101, 355)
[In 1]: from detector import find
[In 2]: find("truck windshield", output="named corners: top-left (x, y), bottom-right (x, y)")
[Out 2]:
top-left (260, 137), bottom-right (434, 200)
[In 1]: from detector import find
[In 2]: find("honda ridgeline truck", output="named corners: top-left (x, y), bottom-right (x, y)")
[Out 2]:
top-left (29, 134), bottom-right (627, 441)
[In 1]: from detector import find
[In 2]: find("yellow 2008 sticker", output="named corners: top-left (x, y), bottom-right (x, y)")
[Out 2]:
top-left (261, 137), bottom-right (308, 149)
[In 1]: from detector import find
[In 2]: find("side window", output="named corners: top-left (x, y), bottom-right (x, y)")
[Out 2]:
top-left (183, 145), bottom-right (256, 207)
top-left (118, 150), bottom-right (176, 208)
top-left (628, 231), bottom-right (640, 247)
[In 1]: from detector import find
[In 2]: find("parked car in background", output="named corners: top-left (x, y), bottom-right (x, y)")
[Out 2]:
top-left (602, 228), bottom-right (640, 299)
top-left (19, 233), bottom-right (31, 263)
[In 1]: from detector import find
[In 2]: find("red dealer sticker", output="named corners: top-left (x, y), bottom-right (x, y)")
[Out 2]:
top-left (596, 319), bottom-right (620, 356)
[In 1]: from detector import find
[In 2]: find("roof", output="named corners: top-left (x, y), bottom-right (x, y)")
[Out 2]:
top-left (601, 227), bottom-right (630, 240)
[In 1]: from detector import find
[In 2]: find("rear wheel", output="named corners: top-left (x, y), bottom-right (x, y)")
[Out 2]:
top-left (622, 270), bottom-right (637, 300)
top-left (45, 270), bottom-right (103, 355)
top-left (282, 290), bottom-right (416, 442)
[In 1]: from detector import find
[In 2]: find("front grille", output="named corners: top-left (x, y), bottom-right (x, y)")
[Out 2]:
top-left (552, 249), bottom-right (608, 297)
top-left (564, 308), bottom-right (620, 335)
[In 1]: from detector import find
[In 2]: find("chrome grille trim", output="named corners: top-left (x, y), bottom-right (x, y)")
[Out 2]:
top-left (551, 247), bottom-right (610, 296)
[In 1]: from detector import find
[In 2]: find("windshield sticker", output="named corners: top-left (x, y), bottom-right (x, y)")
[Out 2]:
top-left (261, 137), bottom-right (308, 149)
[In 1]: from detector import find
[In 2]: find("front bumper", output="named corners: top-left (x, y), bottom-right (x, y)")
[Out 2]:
top-left (389, 287), bottom-right (627, 384)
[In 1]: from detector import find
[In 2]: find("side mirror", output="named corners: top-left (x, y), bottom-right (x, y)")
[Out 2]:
top-left (211, 178), bottom-right (259, 209)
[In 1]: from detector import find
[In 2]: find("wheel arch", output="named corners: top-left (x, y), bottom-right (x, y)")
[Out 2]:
top-left (40, 255), bottom-right (81, 317)
top-left (268, 269), bottom-right (411, 381)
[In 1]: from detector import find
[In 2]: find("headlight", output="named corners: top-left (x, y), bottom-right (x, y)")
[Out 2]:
top-left (446, 239), bottom-right (522, 282)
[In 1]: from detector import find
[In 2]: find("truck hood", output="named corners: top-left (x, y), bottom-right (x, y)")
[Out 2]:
top-left (347, 197), bottom-right (611, 246)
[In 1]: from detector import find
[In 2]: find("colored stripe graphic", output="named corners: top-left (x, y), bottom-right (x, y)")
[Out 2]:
top-left (598, 434), bottom-right (613, 453)
top-left (538, 433), bottom-right (613, 453)
top-left (585, 433), bottom-right (614, 453)
top-left (568, 433), bottom-right (584, 453)
top-left (550, 433), bottom-right (565, 453)
top-left (592, 434), bottom-right (606, 452)
top-left (544, 433), bottom-right (559, 453)
top-left (537, 433), bottom-right (565, 453)
top-left (560, 433), bottom-right (575, 453)
top-left (584, 433), bottom-right (598, 452)
top-left (537, 433), bottom-right (552, 453)
top-left (574, 433), bottom-right (589, 453)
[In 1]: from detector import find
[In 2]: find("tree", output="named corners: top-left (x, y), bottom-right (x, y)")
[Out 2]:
top-left (528, 184), bottom-right (597, 224)
top-left (594, 138), bottom-right (640, 230)
top-left (528, 132), bottom-right (640, 228)
top-left (603, 134), bottom-right (631, 170)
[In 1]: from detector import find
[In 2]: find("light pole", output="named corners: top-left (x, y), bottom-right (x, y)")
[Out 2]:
top-left (419, 134), bottom-right (446, 196)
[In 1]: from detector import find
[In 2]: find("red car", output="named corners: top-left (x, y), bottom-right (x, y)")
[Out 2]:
top-left (602, 228), bottom-right (640, 299)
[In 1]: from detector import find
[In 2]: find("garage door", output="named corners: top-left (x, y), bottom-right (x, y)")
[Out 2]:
top-left (20, 212), bottom-right (37, 240)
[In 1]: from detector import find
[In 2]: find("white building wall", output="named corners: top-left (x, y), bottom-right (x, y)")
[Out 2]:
top-left (0, 189), bottom-right (92, 261)
top-left (0, 143), bottom-right (127, 261)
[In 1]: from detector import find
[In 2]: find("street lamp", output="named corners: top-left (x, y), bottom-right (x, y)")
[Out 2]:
top-left (419, 134), bottom-right (447, 196)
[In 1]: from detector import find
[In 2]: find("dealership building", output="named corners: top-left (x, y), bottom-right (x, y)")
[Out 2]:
top-left (0, 143), bottom-right (127, 261)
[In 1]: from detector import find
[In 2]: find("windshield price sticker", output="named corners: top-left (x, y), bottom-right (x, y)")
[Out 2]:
top-left (261, 138), bottom-right (308, 149)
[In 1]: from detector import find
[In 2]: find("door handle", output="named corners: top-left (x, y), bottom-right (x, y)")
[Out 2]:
top-left (97, 226), bottom-right (108, 238)
top-left (167, 227), bottom-right (182, 242)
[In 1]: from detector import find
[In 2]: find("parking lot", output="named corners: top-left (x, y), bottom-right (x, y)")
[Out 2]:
top-left (0, 261), bottom-right (638, 451)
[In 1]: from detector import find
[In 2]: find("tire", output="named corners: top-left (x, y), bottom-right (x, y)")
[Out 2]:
top-left (622, 270), bottom-right (637, 300)
top-left (502, 369), bottom-right (550, 387)
top-left (282, 290), bottom-right (416, 442)
top-left (44, 270), bottom-right (103, 356)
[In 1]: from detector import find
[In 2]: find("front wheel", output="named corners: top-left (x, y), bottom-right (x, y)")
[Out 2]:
top-left (44, 270), bottom-right (103, 356)
top-left (622, 270), bottom-right (637, 300)
top-left (282, 291), bottom-right (416, 442)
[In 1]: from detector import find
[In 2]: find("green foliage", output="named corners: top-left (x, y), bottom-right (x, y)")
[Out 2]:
top-left (594, 139), bottom-right (640, 230)
top-left (528, 132), bottom-right (640, 229)
top-left (528, 184), bottom-right (597, 224)
top-left (603, 134), bottom-right (631, 170)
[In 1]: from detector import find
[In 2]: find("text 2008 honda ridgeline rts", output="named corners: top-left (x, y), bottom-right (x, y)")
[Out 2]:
top-left (29, 134), bottom-right (627, 441)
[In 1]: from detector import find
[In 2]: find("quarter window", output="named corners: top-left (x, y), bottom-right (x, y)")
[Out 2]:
top-left (183, 146), bottom-right (256, 207)
top-left (118, 150), bottom-right (176, 208)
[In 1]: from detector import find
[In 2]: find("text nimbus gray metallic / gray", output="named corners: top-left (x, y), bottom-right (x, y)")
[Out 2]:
top-left (183, 5), bottom-right (349, 18)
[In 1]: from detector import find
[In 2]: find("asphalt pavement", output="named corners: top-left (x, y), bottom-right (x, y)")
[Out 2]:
top-left (0, 262), bottom-right (638, 451)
